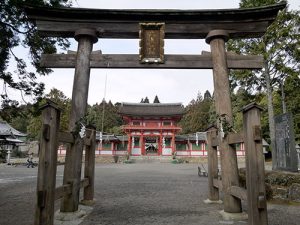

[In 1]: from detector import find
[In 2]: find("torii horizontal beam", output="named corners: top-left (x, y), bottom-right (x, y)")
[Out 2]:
top-left (25, 3), bottom-right (286, 39)
top-left (40, 52), bottom-right (263, 69)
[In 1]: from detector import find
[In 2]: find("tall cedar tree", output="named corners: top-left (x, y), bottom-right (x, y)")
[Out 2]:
top-left (179, 91), bottom-right (213, 133)
top-left (153, 95), bottom-right (160, 103)
top-left (86, 100), bottom-right (123, 134)
top-left (227, 0), bottom-right (300, 168)
top-left (282, 75), bottom-right (300, 141)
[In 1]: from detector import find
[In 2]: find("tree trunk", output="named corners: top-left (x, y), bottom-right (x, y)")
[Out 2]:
top-left (264, 61), bottom-right (277, 170)
top-left (281, 80), bottom-right (287, 114)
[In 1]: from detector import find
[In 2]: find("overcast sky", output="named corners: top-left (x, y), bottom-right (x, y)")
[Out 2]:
top-left (4, 0), bottom-right (299, 106)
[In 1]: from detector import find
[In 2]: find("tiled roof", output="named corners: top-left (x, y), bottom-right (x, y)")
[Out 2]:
top-left (119, 103), bottom-right (185, 117)
top-left (0, 121), bottom-right (27, 137)
top-left (175, 133), bottom-right (207, 142)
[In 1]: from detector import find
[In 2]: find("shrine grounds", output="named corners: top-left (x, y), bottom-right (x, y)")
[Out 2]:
top-left (0, 162), bottom-right (299, 225)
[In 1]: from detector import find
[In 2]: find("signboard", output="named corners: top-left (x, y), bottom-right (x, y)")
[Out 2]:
top-left (145, 137), bottom-right (157, 143)
top-left (274, 113), bottom-right (298, 172)
top-left (139, 23), bottom-right (165, 63)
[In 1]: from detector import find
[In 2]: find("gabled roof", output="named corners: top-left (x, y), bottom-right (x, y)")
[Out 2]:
top-left (176, 133), bottom-right (207, 142)
top-left (119, 103), bottom-right (185, 117)
top-left (0, 121), bottom-right (27, 137)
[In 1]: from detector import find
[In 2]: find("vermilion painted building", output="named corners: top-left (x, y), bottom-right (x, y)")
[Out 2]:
top-left (58, 102), bottom-right (247, 157)
top-left (93, 102), bottom-right (213, 157)
top-left (119, 103), bottom-right (185, 156)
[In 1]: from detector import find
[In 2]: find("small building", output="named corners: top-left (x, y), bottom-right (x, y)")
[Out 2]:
top-left (0, 121), bottom-right (27, 150)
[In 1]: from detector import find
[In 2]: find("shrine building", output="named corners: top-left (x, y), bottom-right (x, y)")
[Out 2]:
top-left (120, 102), bottom-right (186, 156)
top-left (98, 102), bottom-right (245, 157)
top-left (58, 102), bottom-right (247, 157)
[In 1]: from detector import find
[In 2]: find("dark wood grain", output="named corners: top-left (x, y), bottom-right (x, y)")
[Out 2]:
top-left (40, 53), bottom-right (263, 69)
top-left (243, 103), bottom-right (268, 225)
top-left (25, 3), bottom-right (286, 39)
top-left (34, 104), bottom-right (60, 225)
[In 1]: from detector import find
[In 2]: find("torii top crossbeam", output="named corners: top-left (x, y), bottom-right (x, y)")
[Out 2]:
top-left (25, 3), bottom-right (286, 39)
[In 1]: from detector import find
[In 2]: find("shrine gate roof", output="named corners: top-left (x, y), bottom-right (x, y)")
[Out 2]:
top-left (24, 3), bottom-right (286, 39)
top-left (119, 103), bottom-right (184, 117)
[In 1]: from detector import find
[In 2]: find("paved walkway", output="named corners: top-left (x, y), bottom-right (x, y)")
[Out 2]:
top-left (81, 163), bottom-right (226, 225)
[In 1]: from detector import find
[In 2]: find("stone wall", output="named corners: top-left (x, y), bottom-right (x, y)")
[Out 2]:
top-left (239, 168), bottom-right (300, 202)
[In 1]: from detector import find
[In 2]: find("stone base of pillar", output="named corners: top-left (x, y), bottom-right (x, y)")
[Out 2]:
top-left (55, 204), bottom-right (93, 225)
top-left (203, 199), bottom-right (223, 204)
top-left (80, 199), bottom-right (96, 206)
top-left (219, 210), bottom-right (248, 221)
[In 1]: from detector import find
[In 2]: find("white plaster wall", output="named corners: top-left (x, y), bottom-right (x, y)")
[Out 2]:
top-left (100, 150), bottom-right (113, 155)
top-left (176, 151), bottom-right (189, 156)
top-left (115, 151), bottom-right (127, 155)
top-left (132, 148), bottom-right (141, 155)
top-left (191, 151), bottom-right (202, 156)
top-left (162, 148), bottom-right (172, 155)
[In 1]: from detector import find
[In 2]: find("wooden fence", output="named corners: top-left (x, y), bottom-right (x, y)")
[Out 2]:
top-left (34, 101), bottom-right (96, 225)
top-left (206, 103), bottom-right (267, 225)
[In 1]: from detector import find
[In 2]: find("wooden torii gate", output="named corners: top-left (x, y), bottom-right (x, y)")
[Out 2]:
top-left (25, 3), bottom-right (285, 225)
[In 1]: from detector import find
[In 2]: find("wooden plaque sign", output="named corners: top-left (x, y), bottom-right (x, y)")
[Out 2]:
top-left (139, 23), bottom-right (165, 63)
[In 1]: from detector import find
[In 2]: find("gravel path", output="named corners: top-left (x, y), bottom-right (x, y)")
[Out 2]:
top-left (82, 163), bottom-right (224, 225)
top-left (0, 162), bottom-right (299, 225)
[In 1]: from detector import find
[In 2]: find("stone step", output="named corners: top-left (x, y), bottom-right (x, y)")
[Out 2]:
top-left (130, 156), bottom-right (172, 163)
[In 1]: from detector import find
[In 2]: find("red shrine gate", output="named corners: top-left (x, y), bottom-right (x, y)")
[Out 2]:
top-left (25, 3), bottom-right (285, 225)
top-left (120, 103), bottom-right (183, 156)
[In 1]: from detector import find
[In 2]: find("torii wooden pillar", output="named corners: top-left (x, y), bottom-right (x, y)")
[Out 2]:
top-left (206, 30), bottom-right (241, 213)
top-left (61, 29), bottom-right (98, 212)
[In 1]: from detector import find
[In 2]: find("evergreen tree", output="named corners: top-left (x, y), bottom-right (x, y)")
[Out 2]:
top-left (86, 100), bottom-right (123, 133)
top-left (179, 92), bottom-right (213, 133)
top-left (0, 103), bottom-right (32, 133)
top-left (27, 88), bottom-right (71, 139)
top-left (153, 95), bottom-right (160, 103)
top-left (0, 0), bottom-right (71, 104)
top-left (204, 90), bottom-right (212, 100)
top-left (231, 88), bottom-right (261, 132)
top-left (143, 97), bottom-right (149, 103)
top-left (44, 88), bottom-right (71, 131)
top-left (283, 75), bottom-right (300, 141)
top-left (0, 87), bottom-right (71, 139)
top-left (227, 0), bottom-right (300, 169)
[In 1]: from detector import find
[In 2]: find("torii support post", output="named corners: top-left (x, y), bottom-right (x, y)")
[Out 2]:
top-left (34, 102), bottom-right (61, 225)
top-left (61, 29), bottom-right (98, 212)
top-left (83, 125), bottom-right (96, 203)
top-left (206, 127), bottom-right (220, 202)
top-left (206, 30), bottom-right (242, 213)
top-left (243, 103), bottom-right (268, 225)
